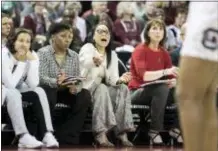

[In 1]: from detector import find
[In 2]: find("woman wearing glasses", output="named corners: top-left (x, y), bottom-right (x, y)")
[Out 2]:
top-left (79, 23), bottom-right (135, 147)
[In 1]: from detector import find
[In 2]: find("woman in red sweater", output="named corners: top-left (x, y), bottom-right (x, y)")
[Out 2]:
top-left (128, 19), bottom-right (181, 145)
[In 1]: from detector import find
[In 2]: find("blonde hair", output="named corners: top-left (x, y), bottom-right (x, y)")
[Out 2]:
top-left (116, 2), bottom-right (134, 18)
top-left (66, 2), bottom-right (82, 13)
top-left (91, 1), bottom-right (108, 8)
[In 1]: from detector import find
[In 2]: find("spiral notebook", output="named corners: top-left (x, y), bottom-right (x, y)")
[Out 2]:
top-left (61, 76), bottom-right (86, 85)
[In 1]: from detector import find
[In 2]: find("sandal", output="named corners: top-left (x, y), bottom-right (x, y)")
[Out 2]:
top-left (148, 130), bottom-right (165, 146)
top-left (169, 129), bottom-right (183, 145)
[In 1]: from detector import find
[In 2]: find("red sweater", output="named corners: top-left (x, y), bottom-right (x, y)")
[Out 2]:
top-left (128, 43), bottom-right (173, 89)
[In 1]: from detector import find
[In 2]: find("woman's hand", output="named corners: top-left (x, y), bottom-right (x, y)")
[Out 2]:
top-left (118, 72), bottom-right (132, 84)
top-left (14, 48), bottom-right (27, 62)
top-left (57, 71), bottom-right (66, 85)
top-left (26, 51), bottom-right (36, 61)
top-left (167, 78), bottom-right (177, 88)
top-left (165, 66), bottom-right (179, 77)
top-left (93, 56), bottom-right (103, 67)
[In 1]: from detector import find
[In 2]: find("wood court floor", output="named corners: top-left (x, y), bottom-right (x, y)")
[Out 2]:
top-left (2, 147), bottom-right (184, 151)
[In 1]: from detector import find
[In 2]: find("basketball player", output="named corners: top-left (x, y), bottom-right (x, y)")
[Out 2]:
top-left (176, 2), bottom-right (218, 151)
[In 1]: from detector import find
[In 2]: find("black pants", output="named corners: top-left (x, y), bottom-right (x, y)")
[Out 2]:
top-left (21, 91), bottom-right (47, 140)
top-left (42, 86), bottom-right (91, 145)
top-left (131, 84), bottom-right (169, 131)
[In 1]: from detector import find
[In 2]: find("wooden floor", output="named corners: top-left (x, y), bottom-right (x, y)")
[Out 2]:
top-left (2, 147), bottom-right (184, 151)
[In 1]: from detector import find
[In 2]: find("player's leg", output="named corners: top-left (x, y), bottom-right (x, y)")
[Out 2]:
top-left (176, 56), bottom-right (216, 151)
top-left (201, 64), bottom-right (218, 151)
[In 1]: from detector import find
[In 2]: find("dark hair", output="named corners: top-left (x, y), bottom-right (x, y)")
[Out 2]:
top-left (48, 22), bottom-right (72, 38)
top-left (90, 23), bottom-right (112, 69)
top-left (2, 12), bottom-right (11, 19)
top-left (143, 19), bottom-right (167, 47)
top-left (176, 8), bottom-right (187, 17)
top-left (154, 8), bottom-right (165, 20)
top-left (6, 28), bottom-right (34, 54)
top-left (98, 12), bottom-right (113, 31)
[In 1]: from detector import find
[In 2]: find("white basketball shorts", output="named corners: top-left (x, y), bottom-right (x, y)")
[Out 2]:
top-left (181, 2), bottom-right (218, 62)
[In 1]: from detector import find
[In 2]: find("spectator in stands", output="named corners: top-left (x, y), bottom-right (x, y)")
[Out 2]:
top-left (129, 19), bottom-right (181, 145)
top-left (2, 13), bottom-right (12, 47)
top-left (22, 2), bottom-right (50, 36)
top-left (113, 2), bottom-right (142, 47)
top-left (79, 23), bottom-right (134, 147)
top-left (20, 2), bottom-right (34, 18)
top-left (2, 28), bottom-right (59, 148)
top-left (65, 2), bottom-right (87, 42)
top-left (166, 8), bottom-right (187, 51)
top-left (61, 8), bottom-right (83, 53)
top-left (140, 2), bottom-right (159, 27)
top-left (83, 1), bottom-right (108, 35)
top-left (37, 22), bottom-right (91, 145)
top-left (170, 23), bottom-right (186, 66)
top-left (46, 2), bottom-right (65, 23)
top-left (2, 85), bottom-right (43, 148)
top-left (1, 1), bottom-right (21, 28)
top-left (107, 1), bottom-right (119, 21)
top-left (131, 2), bottom-right (146, 23)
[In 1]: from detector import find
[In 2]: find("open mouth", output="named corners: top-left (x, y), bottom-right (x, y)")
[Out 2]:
top-left (101, 38), bottom-right (107, 42)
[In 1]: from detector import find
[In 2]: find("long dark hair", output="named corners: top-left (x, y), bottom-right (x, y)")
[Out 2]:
top-left (89, 23), bottom-right (113, 69)
top-left (6, 28), bottom-right (34, 54)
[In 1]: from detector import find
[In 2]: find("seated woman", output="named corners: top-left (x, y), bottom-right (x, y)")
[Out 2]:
top-left (2, 85), bottom-right (43, 148)
top-left (128, 19), bottom-right (182, 145)
top-left (79, 23), bottom-right (135, 147)
top-left (37, 22), bottom-right (91, 145)
top-left (2, 28), bottom-right (59, 148)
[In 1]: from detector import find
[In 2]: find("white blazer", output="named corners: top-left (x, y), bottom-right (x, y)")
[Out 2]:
top-left (79, 43), bottom-right (120, 90)
top-left (2, 50), bottom-right (39, 92)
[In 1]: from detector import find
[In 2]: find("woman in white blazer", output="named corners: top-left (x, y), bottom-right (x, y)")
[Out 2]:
top-left (79, 23), bottom-right (134, 147)
top-left (2, 28), bottom-right (58, 148)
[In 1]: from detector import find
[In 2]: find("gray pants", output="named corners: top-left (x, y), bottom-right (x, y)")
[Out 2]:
top-left (131, 84), bottom-right (169, 131)
top-left (91, 83), bottom-right (134, 134)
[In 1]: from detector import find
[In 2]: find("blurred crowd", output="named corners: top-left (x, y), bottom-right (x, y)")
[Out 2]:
top-left (2, 1), bottom-right (188, 53)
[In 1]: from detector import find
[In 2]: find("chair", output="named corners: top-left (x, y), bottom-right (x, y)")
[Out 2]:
top-left (118, 58), bottom-right (128, 76)
top-left (131, 104), bottom-right (150, 142)
top-left (164, 103), bottom-right (179, 146)
top-left (131, 100), bottom-right (179, 146)
top-left (116, 51), bottom-right (132, 67)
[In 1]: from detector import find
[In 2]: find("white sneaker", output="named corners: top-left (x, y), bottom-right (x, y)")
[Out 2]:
top-left (42, 132), bottom-right (59, 148)
top-left (18, 133), bottom-right (43, 148)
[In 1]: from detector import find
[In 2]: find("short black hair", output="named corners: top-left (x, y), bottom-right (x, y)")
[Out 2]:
top-left (48, 22), bottom-right (72, 38)
top-left (6, 28), bottom-right (34, 54)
